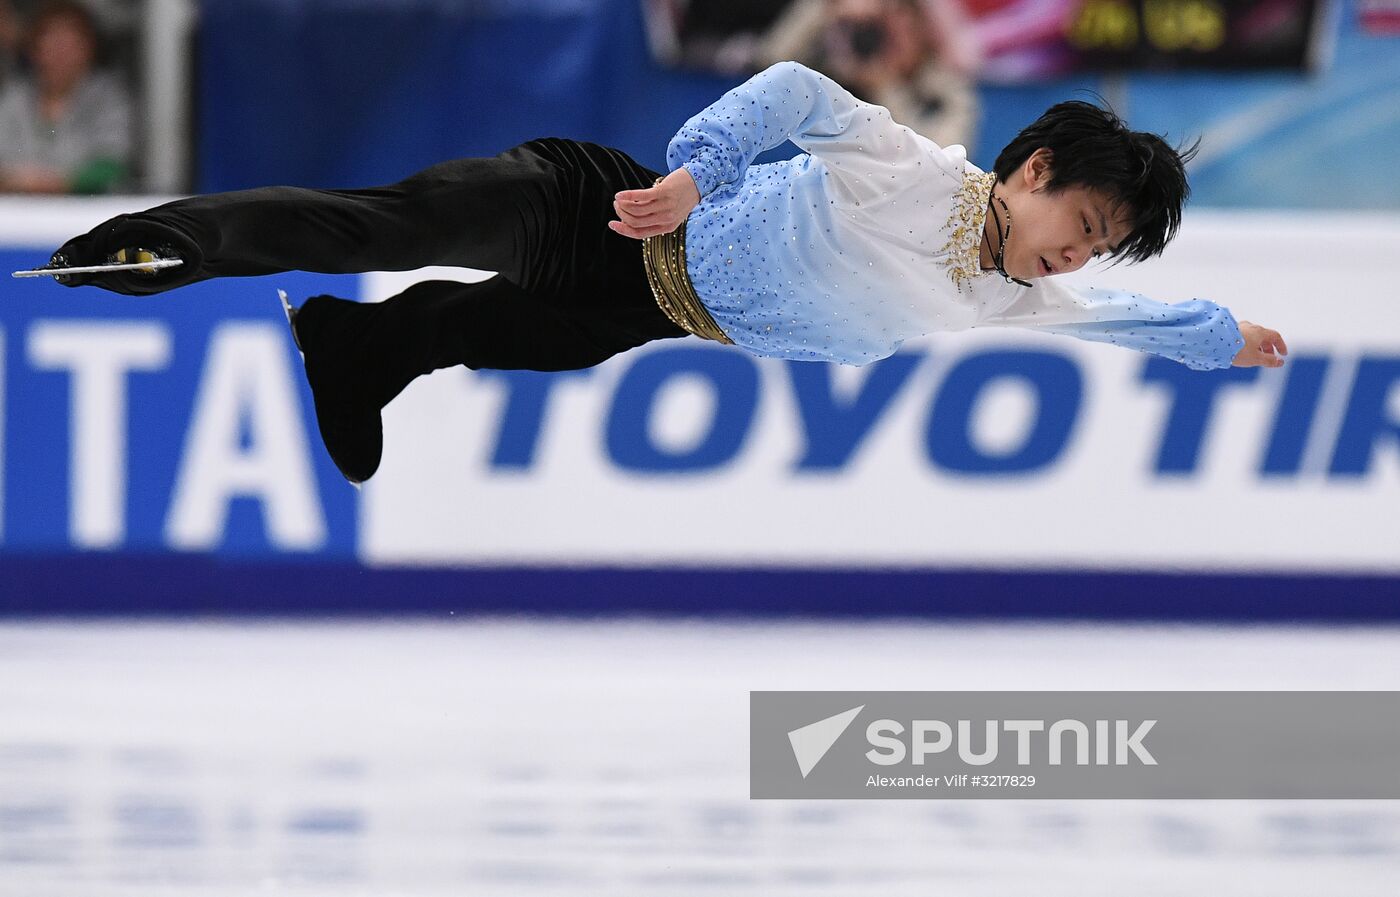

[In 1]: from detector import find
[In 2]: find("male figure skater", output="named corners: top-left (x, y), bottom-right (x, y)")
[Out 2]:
top-left (45, 61), bottom-right (1286, 484)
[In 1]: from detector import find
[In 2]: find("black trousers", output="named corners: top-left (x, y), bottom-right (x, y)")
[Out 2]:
top-left (57, 137), bottom-right (689, 375)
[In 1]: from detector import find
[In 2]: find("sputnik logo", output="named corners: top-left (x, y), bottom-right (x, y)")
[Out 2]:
top-left (787, 705), bottom-right (864, 778)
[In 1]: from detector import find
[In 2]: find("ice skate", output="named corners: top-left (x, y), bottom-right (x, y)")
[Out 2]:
top-left (281, 291), bottom-right (383, 487)
top-left (13, 246), bottom-right (186, 280)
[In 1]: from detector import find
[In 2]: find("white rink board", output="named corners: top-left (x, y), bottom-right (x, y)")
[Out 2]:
top-left (362, 211), bottom-right (1400, 573)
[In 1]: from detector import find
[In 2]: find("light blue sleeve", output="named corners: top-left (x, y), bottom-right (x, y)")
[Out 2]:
top-left (976, 280), bottom-right (1245, 371)
top-left (666, 60), bottom-right (928, 204)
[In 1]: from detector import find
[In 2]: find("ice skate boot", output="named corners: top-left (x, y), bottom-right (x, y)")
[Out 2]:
top-left (280, 291), bottom-right (384, 486)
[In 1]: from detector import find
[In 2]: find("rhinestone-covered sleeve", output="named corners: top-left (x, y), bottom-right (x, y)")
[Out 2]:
top-left (666, 60), bottom-right (927, 205)
top-left (976, 280), bottom-right (1246, 371)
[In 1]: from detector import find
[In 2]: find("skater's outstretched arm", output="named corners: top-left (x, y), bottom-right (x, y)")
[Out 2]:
top-left (975, 278), bottom-right (1288, 370)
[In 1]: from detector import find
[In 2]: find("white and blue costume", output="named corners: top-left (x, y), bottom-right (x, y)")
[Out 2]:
top-left (666, 61), bottom-right (1244, 370)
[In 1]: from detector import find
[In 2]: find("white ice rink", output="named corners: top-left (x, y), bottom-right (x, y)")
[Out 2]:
top-left (2, 618), bottom-right (1399, 896)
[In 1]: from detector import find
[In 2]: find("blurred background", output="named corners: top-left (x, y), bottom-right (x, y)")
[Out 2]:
top-left (1, 0), bottom-right (1399, 894)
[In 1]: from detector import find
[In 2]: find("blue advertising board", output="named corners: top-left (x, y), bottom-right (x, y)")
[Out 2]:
top-left (2, 206), bottom-right (1398, 618)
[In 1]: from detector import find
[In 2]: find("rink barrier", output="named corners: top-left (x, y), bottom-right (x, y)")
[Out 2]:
top-left (5, 205), bottom-right (1400, 616)
top-left (1, 556), bottom-right (1397, 620)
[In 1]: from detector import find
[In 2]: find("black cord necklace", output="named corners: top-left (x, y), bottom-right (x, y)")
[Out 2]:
top-left (982, 190), bottom-right (1031, 288)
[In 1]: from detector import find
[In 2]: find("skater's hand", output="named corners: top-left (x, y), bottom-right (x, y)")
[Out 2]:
top-left (608, 168), bottom-right (701, 240)
top-left (1232, 321), bottom-right (1288, 368)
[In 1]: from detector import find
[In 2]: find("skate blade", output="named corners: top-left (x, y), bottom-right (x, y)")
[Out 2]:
top-left (278, 289), bottom-right (304, 358)
top-left (12, 258), bottom-right (185, 278)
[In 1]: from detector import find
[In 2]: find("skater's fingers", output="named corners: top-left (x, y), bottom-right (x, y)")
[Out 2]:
top-left (1236, 347), bottom-right (1284, 368)
top-left (608, 219), bottom-right (677, 240)
top-left (608, 219), bottom-right (646, 240)
top-left (615, 211), bottom-right (655, 232)
top-left (1241, 321), bottom-right (1288, 358)
top-left (1232, 336), bottom-right (1283, 368)
top-left (614, 221), bottom-right (675, 239)
top-left (614, 190), bottom-right (656, 205)
top-left (614, 199), bottom-right (666, 223)
top-left (1257, 334), bottom-right (1285, 364)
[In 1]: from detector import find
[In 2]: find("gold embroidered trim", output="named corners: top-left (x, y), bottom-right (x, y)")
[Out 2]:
top-left (642, 217), bottom-right (734, 345)
top-left (940, 170), bottom-right (998, 292)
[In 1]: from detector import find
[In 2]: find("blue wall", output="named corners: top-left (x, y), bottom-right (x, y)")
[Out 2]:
top-left (197, 0), bottom-right (1399, 208)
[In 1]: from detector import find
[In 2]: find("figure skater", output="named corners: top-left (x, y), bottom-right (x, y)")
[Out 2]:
top-left (42, 61), bottom-right (1286, 484)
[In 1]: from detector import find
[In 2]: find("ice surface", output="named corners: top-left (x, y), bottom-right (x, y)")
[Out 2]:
top-left (1, 618), bottom-right (1398, 896)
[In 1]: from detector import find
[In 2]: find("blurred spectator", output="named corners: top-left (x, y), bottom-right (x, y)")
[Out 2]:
top-left (0, 1), bottom-right (21, 86)
top-left (752, 0), bottom-right (981, 153)
top-left (0, 0), bottom-right (131, 194)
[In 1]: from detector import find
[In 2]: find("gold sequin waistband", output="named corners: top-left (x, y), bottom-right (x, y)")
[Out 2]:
top-left (641, 208), bottom-right (733, 346)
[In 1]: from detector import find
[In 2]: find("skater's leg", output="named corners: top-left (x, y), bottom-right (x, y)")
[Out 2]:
top-left (283, 140), bottom-right (693, 483)
top-left (50, 142), bottom-right (574, 296)
top-left (292, 277), bottom-right (687, 483)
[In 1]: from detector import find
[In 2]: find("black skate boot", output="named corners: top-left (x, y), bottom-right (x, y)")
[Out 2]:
top-left (50, 215), bottom-right (204, 295)
top-left (281, 291), bottom-right (385, 485)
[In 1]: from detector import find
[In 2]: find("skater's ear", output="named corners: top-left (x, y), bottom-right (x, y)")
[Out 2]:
top-left (1022, 148), bottom-right (1054, 191)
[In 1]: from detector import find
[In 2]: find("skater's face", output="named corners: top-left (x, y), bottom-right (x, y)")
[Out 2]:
top-left (990, 148), bottom-right (1133, 281)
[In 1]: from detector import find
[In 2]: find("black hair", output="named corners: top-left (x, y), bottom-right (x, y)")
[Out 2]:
top-left (992, 100), bottom-right (1200, 265)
